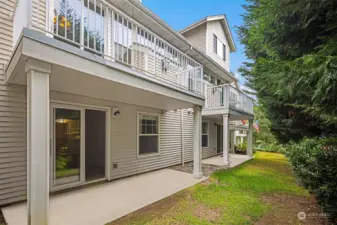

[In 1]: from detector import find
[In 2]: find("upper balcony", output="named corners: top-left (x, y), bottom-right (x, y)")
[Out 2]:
top-left (202, 83), bottom-right (254, 119)
top-left (11, 0), bottom-right (203, 101)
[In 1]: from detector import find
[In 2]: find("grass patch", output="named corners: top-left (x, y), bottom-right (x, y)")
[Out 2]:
top-left (110, 152), bottom-right (314, 225)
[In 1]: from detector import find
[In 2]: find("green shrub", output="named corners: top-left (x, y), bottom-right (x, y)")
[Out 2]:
top-left (254, 142), bottom-right (286, 153)
top-left (315, 147), bottom-right (337, 219)
top-left (285, 136), bottom-right (337, 221)
top-left (236, 142), bottom-right (247, 154)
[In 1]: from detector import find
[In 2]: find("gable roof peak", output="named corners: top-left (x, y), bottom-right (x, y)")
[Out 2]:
top-left (180, 14), bottom-right (236, 52)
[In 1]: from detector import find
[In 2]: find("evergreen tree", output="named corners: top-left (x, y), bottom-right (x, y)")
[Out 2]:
top-left (239, 0), bottom-right (337, 143)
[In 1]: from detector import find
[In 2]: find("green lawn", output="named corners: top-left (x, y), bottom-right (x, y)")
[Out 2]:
top-left (110, 152), bottom-right (323, 225)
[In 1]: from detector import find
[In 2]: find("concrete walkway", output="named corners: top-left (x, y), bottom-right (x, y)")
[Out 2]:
top-left (202, 154), bottom-right (252, 168)
top-left (3, 169), bottom-right (207, 225)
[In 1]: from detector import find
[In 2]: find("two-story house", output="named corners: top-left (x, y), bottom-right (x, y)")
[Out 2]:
top-left (0, 0), bottom-right (254, 224)
top-left (181, 15), bottom-right (254, 163)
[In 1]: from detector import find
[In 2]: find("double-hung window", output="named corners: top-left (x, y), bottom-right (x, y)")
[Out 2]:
top-left (202, 121), bottom-right (209, 148)
top-left (138, 113), bottom-right (160, 156)
top-left (213, 34), bottom-right (218, 54)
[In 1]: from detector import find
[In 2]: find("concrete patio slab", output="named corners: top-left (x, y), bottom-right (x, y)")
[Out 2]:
top-left (202, 154), bottom-right (252, 168)
top-left (3, 169), bottom-right (207, 225)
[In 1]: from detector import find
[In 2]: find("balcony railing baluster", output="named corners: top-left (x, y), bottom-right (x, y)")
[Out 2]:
top-left (205, 84), bottom-right (253, 114)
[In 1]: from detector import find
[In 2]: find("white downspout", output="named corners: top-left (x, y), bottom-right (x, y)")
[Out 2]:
top-left (180, 109), bottom-right (185, 166)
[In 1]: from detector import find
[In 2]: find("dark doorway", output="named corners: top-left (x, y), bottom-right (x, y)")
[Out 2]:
top-left (85, 109), bottom-right (106, 181)
top-left (217, 125), bottom-right (223, 154)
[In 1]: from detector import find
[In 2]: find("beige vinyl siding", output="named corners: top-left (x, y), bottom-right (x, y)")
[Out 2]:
top-left (110, 106), bottom-right (183, 179)
top-left (206, 21), bottom-right (230, 71)
top-left (182, 110), bottom-right (218, 162)
top-left (182, 23), bottom-right (206, 53)
top-left (182, 109), bottom-right (194, 163)
top-left (0, 0), bottom-right (28, 206)
top-left (202, 119), bottom-right (217, 159)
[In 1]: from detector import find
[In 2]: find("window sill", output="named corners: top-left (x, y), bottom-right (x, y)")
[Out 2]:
top-left (137, 152), bottom-right (161, 159)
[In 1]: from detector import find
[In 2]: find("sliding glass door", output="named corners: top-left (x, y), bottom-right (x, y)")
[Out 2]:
top-left (51, 104), bottom-right (107, 190)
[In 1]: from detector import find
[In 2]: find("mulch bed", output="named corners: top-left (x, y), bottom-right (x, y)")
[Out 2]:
top-left (170, 162), bottom-right (227, 176)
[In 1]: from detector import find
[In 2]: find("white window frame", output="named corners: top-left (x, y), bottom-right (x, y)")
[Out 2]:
top-left (137, 112), bottom-right (160, 158)
top-left (213, 34), bottom-right (217, 54)
top-left (202, 121), bottom-right (209, 148)
top-left (213, 33), bottom-right (227, 61)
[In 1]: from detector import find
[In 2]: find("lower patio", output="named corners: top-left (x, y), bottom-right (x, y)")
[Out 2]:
top-left (2, 155), bottom-right (251, 225)
top-left (3, 169), bottom-right (207, 225)
top-left (202, 154), bottom-right (253, 168)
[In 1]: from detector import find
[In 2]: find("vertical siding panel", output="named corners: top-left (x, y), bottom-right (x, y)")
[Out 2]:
top-left (0, 0), bottom-right (27, 205)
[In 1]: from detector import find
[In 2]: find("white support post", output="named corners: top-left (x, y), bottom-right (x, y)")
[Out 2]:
top-left (222, 114), bottom-right (230, 166)
top-left (193, 105), bottom-right (202, 178)
top-left (26, 59), bottom-right (51, 225)
top-left (247, 119), bottom-right (253, 157)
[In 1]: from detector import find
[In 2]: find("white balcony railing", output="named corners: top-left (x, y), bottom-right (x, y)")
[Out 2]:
top-left (204, 84), bottom-right (254, 114)
top-left (230, 121), bottom-right (249, 129)
top-left (27, 0), bottom-right (203, 95)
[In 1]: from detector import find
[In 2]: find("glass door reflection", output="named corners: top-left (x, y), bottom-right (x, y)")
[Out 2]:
top-left (53, 108), bottom-right (82, 187)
